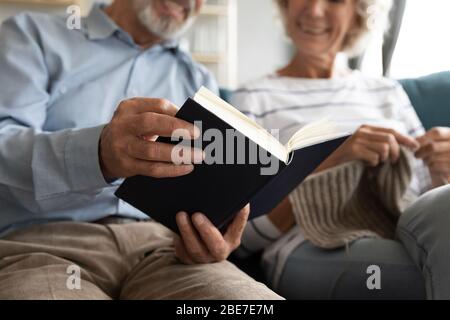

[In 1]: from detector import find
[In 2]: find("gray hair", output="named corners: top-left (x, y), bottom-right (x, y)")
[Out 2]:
top-left (274, 0), bottom-right (393, 57)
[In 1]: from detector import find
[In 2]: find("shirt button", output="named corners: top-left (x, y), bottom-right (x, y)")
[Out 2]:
top-left (60, 86), bottom-right (67, 94)
top-left (130, 89), bottom-right (138, 96)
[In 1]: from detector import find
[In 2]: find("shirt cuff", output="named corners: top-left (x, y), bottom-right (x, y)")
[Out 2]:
top-left (240, 214), bottom-right (282, 254)
top-left (65, 124), bottom-right (111, 191)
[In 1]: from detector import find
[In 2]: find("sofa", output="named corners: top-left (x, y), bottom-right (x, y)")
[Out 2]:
top-left (224, 71), bottom-right (450, 299)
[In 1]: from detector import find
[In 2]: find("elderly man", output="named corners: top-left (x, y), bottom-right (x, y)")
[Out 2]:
top-left (0, 0), bottom-right (281, 300)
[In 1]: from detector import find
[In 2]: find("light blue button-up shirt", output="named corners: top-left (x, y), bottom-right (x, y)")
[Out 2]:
top-left (0, 5), bottom-right (218, 237)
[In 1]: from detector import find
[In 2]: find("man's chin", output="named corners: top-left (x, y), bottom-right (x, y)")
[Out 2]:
top-left (136, 0), bottom-right (198, 40)
top-left (145, 16), bottom-right (195, 40)
top-left (155, 0), bottom-right (187, 23)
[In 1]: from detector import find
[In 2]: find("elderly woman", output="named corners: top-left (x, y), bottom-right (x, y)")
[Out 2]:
top-left (232, 0), bottom-right (450, 299)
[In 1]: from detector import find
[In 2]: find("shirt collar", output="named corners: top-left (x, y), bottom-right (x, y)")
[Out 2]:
top-left (83, 4), bottom-right (180, 51)
top-left (83, 4), bottom-right (119, 40)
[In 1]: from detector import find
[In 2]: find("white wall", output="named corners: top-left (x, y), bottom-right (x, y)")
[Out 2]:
top-left (236, 0), bottom-right (291, 86)
top-left (390, 0), bottom-right (450, 78)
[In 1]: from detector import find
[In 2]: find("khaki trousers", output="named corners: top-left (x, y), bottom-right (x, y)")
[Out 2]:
top-left (0, 220), bottom-right (282, 300)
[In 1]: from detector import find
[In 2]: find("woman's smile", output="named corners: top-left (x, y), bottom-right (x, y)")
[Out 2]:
top-left (297, 21), bottom-right (331, 36)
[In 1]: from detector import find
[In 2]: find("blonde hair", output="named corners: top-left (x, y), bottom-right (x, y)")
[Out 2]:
top-left (274, 0), bottom-right (393, 57)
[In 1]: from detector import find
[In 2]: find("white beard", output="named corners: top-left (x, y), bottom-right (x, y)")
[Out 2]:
top-left (134, 0), bottom-right (197, 40)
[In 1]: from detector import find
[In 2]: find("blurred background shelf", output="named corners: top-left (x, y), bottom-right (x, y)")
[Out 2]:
top-left (200, 4), bottom-right (228, 16)
top-left (191, 53), bottom-right (226, 63)
top-left (183, 0), bottom-right (237, 88)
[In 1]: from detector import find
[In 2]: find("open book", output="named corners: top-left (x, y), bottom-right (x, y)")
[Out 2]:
top-left (194, 87), bottom-right (348, 164)
top-left (115, 87), bottom-right (350, 233)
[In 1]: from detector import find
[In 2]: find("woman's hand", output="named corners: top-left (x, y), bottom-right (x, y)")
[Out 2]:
top-left (315, 125), bottom-right (419, 172)
top-left (415, 127), bottom-right (450, 185)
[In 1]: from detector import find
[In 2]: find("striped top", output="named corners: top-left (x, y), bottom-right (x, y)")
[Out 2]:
top-left (231, 70), bottom-right (432, 257)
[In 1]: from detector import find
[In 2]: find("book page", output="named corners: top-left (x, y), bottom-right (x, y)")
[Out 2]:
top-left (194, 87), bottom-right (289, 162)
top-left (285, 118), bottom-right (349, 152)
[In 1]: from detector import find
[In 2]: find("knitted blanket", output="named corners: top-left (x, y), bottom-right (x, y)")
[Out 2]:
top-left (289, 148), bottom-right (417, 249)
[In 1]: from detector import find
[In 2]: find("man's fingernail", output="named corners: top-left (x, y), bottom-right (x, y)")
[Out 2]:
top-left (193, 149), bottom-right (204, 163)
top-left (142, 135), bottom-right (154, 141)
top-left (193, 126), bottom-right (201, 138)
top-left (193, 213), bottom-right (205, 226)
top-left (177, 212), bottom-right (188, 224)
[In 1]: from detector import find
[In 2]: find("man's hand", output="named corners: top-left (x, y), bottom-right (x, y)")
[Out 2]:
top-left (173, 205), bottom-right (250, 264)
top-left (99, 98), bottom-right (203, 179)
top-left (415, 127), bottom-right (450, 183)
top-left (315, 125), bottom-right (419, 172)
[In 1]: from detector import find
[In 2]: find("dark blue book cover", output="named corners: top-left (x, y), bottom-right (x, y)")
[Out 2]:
top-left (115, 98), bottom-right (348, 233)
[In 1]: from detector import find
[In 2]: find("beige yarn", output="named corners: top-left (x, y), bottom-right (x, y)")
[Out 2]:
top-left (289, 148), bottom-right (417, 249)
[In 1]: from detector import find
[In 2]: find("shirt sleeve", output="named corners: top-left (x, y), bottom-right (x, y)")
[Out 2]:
top-left (201, 67), bottom-right (220, 95)
top-left (391, 83), bottom-right (426, 137)
top-left (0, 15), bottom-right (110, 214)
top-left (391, 83), bottom-right (432, 193)
top-left (234, 214), bottom-right (283, 258)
